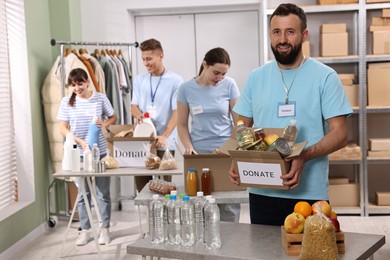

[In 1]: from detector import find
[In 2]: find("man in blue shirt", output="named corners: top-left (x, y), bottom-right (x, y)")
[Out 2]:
top-left (229, 3), bottom-right (352, 226)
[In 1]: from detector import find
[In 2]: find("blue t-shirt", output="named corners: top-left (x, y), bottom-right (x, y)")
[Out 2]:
top-left (57, 92), bottom-right (115, 155)
top-left (132, 70), bottom-right (183, 151)
top-left (177, 76), bottom-right (240, 153)
top-left (233, 58), bottom-right (352, 200)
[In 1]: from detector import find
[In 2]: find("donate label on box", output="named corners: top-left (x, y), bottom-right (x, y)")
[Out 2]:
top-left (112, 140), bottom-right (151, 167)
top-left (237, 161), bottom-right (283, 187)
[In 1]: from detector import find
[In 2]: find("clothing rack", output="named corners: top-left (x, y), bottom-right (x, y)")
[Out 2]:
top-left (50, 38), bottom-right (139, 96)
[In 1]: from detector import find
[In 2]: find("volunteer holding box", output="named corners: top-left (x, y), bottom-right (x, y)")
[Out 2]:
top-left (229, 3), bottom-right (352, 226)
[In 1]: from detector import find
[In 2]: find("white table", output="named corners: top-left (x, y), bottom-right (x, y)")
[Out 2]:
top-left (52, 163), bottom-right (183, 259)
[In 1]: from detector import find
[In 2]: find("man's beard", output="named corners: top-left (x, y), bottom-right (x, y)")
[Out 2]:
top-left (271, 42), bottom-right (302, 65)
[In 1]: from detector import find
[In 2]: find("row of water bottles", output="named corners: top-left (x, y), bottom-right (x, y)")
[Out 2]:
top-left (149, 190), bottom-right (221, 249)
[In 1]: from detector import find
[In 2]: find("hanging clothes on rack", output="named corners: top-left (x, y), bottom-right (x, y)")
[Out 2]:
top-left (42, 39), bottom-right (138, 172)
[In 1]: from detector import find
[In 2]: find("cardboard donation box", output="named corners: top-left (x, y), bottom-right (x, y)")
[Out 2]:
top-left (104, 125), bottom-right (155, 167)
top-left (220, 128), bottom-right (307, 190)
top-left (376, 192), bottom-right (390, 205)
top-left (320, 23), bottom-right (348, 57)
top-left (183, 153), bottom-right (246, 193)
top-left (329, 177), bottom-right (359, 207)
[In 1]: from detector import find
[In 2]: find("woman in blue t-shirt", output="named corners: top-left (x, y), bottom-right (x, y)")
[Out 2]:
top-left (177, 47), bottom-right (240, 222)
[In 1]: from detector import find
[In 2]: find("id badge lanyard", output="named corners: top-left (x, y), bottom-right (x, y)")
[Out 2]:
top-left (148, 69), bottom-right (165, 118)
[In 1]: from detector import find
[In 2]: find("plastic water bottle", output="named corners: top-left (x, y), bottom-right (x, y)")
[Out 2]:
top-left (167, 195), bottom-right (181, 244)
top-left (83, 145), bottom-right (93, 172)
top-left (194, 191), bottom-right (206, 242)
top-left (88, 116), bottom-right (100, 148)
top-left (236, 120), bottom-right (255, 148)
top-left (203, 195), bottom-right (213, 243)
top-left (163, 194), bottom-right (170, 241)
top-left (92, 143), bottom-right (100, 171)
top-left (204, 198), bottom-right (221, 249)
top-left (282, 119), bottom-right (298, 147)
top-left (180, 196), bottom-right (195, 246)
top-left (149, 194), bottom-right (164, 244)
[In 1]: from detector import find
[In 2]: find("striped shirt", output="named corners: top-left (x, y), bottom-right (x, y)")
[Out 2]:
top-left (57, 92), bottom-right (115, 155)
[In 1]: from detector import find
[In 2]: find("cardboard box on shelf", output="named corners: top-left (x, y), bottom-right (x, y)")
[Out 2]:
top-left (382, 9), bottom-right (390, 18)
top-left (329, 177), bottom-right (350, 185)
top-left (371, 17), bottom-right (390, 26)
top-left (369, 25), bottom-right (390, 31)
top-left (103, 125), bottom-right (156, 167)
top-left (367, 0), bottom-right (390, 3)
top-left (219, 128), bottom-right (307, 190)
top-left (367, 63), bottom-right (390, 106)
top-left (369, 138), bottom-right (390, 151)
top-left (329, 183), bottom-right (360, 207)
top-left (368, 150), bottom-right (390, 158)
top-left (343, 84), bottom-right (359, 107)
top-left (321, 32), bottom-right (348, 57)
top-left (329, 142), bottom-right (361, 160)
top-left (183, 153), bottom-right (246, 193)
top-left (372, 30), bottom-right (390, 54)
top-left (320, 23), bottom-right (347, 33)
top-left (376, 192), bottom-right (390, 205)
top-left (318, 0), bottom-right (357, 4)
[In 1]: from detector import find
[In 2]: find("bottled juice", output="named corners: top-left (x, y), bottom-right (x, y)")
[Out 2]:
top-left (236, 120), bottom-right (255, 148)
top-left (201, 168), bottom-right (212, 195)
top-left (186, 168), bottom-right (198, 196)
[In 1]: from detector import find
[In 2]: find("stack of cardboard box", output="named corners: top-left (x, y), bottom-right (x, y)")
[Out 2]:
top-left (370, 9), bottom-right (390, 54)
top-left (368, 138), bottom-right (390, 158)
top-left (367, 62), bottom-right (390, 106)
top-left (329, 141), bottom-right (361, 161)
top-left (339, 73), bottom-right (359, 107)
top-left (320, 23), bottom-right (348, 57)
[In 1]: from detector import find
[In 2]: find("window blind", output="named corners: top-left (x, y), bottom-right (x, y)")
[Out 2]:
top-left (0, 0), bottom-right (18, 210)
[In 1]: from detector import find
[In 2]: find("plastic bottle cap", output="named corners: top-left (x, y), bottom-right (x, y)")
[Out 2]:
top-left (170, 190), bottom-right (177, 195)
top-left (237, 120), bottom-right (244, 125)
top-left (202, 168), bottom-right (210, 171)
top-left (209, 198), bottom-right (216, 203)
top-left (165, 194), bottom-right (170, 199)
top-left (205, 195), bottom-right (213, 200)
top-left (182, 196), bottom-right (189, 201)
top-left (197, 191), bottom-right (204, 197)
top-left (188, 167), bottom-right (196, 171)
top-left (169, 195), bottom-right (177, 200)
top-left (144, 112), bottom-right (150, 118)
top-left (290, 119), bottom-right (297, 126)
top-left (152, 194), bottom-right (159, 200)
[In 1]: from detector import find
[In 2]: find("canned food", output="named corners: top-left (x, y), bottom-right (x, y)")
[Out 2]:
top-left (275, 138), bottom-right (292, 157)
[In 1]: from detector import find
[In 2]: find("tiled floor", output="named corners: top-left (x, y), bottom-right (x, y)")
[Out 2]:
top-left (9, 202), bottom-right (390, 260)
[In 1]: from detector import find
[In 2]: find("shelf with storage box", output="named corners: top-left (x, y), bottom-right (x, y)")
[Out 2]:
top-left (261, 0), bottom-right (364, 215)
top-left (365, 3), bottom-right (390, 215)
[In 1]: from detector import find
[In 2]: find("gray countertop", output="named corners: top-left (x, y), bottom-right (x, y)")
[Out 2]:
top-left (127, 221), bottom-right (385, 260)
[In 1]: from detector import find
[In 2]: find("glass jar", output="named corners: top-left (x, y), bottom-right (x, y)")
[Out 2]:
top-left (186, 168), bottom-right (198, 196)
top-left (201, 168), bottom-right (212, 195)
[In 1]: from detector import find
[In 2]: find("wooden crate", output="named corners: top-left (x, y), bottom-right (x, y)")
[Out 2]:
top-left (281, 226), bottom-right (345, 256)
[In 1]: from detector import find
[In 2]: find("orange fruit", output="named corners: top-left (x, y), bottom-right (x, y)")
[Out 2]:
top-left (294, 201), bottom-right (312, 218)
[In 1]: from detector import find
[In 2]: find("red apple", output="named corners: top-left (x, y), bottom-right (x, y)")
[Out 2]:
top-left (329, 216), bottom-right (340, 232)
top-left (284, 212), bottom-right (305, 234)
top-left (312, 200), bottom-right (332, 217)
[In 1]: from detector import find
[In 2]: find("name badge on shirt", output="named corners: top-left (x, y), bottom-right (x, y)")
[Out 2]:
top-left (147, 105), bottom-right (157, 119)
top-left (191, 105), bottom-right (203, 115)
top-left (278, 101), bottom-right (296, 117)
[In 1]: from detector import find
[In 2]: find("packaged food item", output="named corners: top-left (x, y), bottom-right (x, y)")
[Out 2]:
top-left (102, 150), bottom-right (119, 169)
top-left (145, 153), bottom-right (161, 169)
top-left (159, 147), bottom-right (178, 170)
top-left (148, 179), bottom-right (176, 195)
top-left (236, 120), bottom-right (255, 148)
top-left (299, 206), bottom-right (339, 260)
top-left (186, 168), bottom-right (198, 196)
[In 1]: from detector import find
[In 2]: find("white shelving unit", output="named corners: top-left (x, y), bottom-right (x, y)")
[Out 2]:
top-left (260, 0), bottom-right (390, 216)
